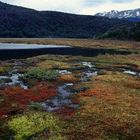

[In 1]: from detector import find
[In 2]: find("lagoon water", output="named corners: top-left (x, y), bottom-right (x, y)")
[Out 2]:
top-left (0, 43), bottom-right (71, 50)
top-left (0, 43), bottom-right (132, 60)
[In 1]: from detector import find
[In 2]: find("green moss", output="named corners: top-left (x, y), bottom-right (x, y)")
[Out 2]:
top-left (0, 96), bottom-right (5, 103)
top-left (0, 66), bottom-right (10, 73)
top-left (28, 102), bottom-right (44, 111)
top-left (23, 68), bottom-right (59, 81)
top-left (8, 111), bottom-right (63, 140)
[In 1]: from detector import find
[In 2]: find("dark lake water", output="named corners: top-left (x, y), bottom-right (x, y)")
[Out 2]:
top-left (0, 43), bottom-right (132, 60)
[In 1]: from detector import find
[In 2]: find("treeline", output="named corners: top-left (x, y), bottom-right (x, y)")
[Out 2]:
top-left (99, 22), bottom-right (140, 41)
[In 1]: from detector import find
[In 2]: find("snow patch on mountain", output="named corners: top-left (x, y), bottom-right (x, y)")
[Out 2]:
top-left (95, 8), bottom-right (140, 19)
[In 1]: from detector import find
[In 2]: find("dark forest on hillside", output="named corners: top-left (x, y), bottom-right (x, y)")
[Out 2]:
top-left (0, 1), bottom-right (140, 40)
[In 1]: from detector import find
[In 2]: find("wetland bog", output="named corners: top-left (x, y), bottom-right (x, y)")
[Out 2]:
top-left (0, 39), bottom-right (140, 140)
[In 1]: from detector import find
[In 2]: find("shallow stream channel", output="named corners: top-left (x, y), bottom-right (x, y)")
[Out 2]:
top-left (0, 62), bottom-right (28, 89)
top-left (41, 62), bottom-right (98, 112)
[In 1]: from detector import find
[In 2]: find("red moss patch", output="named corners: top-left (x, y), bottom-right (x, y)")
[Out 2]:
top-left (80, 89), bottom-right (98, 97)
top-left (55, 107), bottom-right (75, 117)
top-left (0, 84), bottom-right (57, 118)
top-left (70, 95), bottom-right (80, 104)
top-left (80, 83), bottom-right (118, 102)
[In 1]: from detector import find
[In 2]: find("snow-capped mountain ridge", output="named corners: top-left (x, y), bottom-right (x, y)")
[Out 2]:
top-left (95, 8), bottom-right (140, 19)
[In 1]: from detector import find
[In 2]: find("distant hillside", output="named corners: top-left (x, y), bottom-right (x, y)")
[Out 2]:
top-left (95, 9), bottom-right (140, 19)
top-left (99, 22), bottom-right (140, 41)
top-left (0, 1), bottom-right (133, 38)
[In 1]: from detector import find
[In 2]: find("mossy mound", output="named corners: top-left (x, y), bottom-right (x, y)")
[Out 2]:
top-left (8, 111), bottom-right (64, 140)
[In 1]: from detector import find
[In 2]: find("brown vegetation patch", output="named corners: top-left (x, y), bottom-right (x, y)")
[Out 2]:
top-left (58, 74), bottom-right (79, 83)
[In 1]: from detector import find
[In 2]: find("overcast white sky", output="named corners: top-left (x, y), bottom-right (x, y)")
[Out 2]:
top-left (2, 0), bottom-right (140, 15)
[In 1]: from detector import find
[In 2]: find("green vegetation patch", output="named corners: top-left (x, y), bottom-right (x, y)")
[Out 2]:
top-left (0, 95), bottom-right (4, 103)
top-left (8, 111), bottom-right (63, 140)
top-left (0, 66), bottom-right (10, 73)
top-left (28, 102), bottom-right (44, 111)
top-left (23, 68), bottom-right (59, 81)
